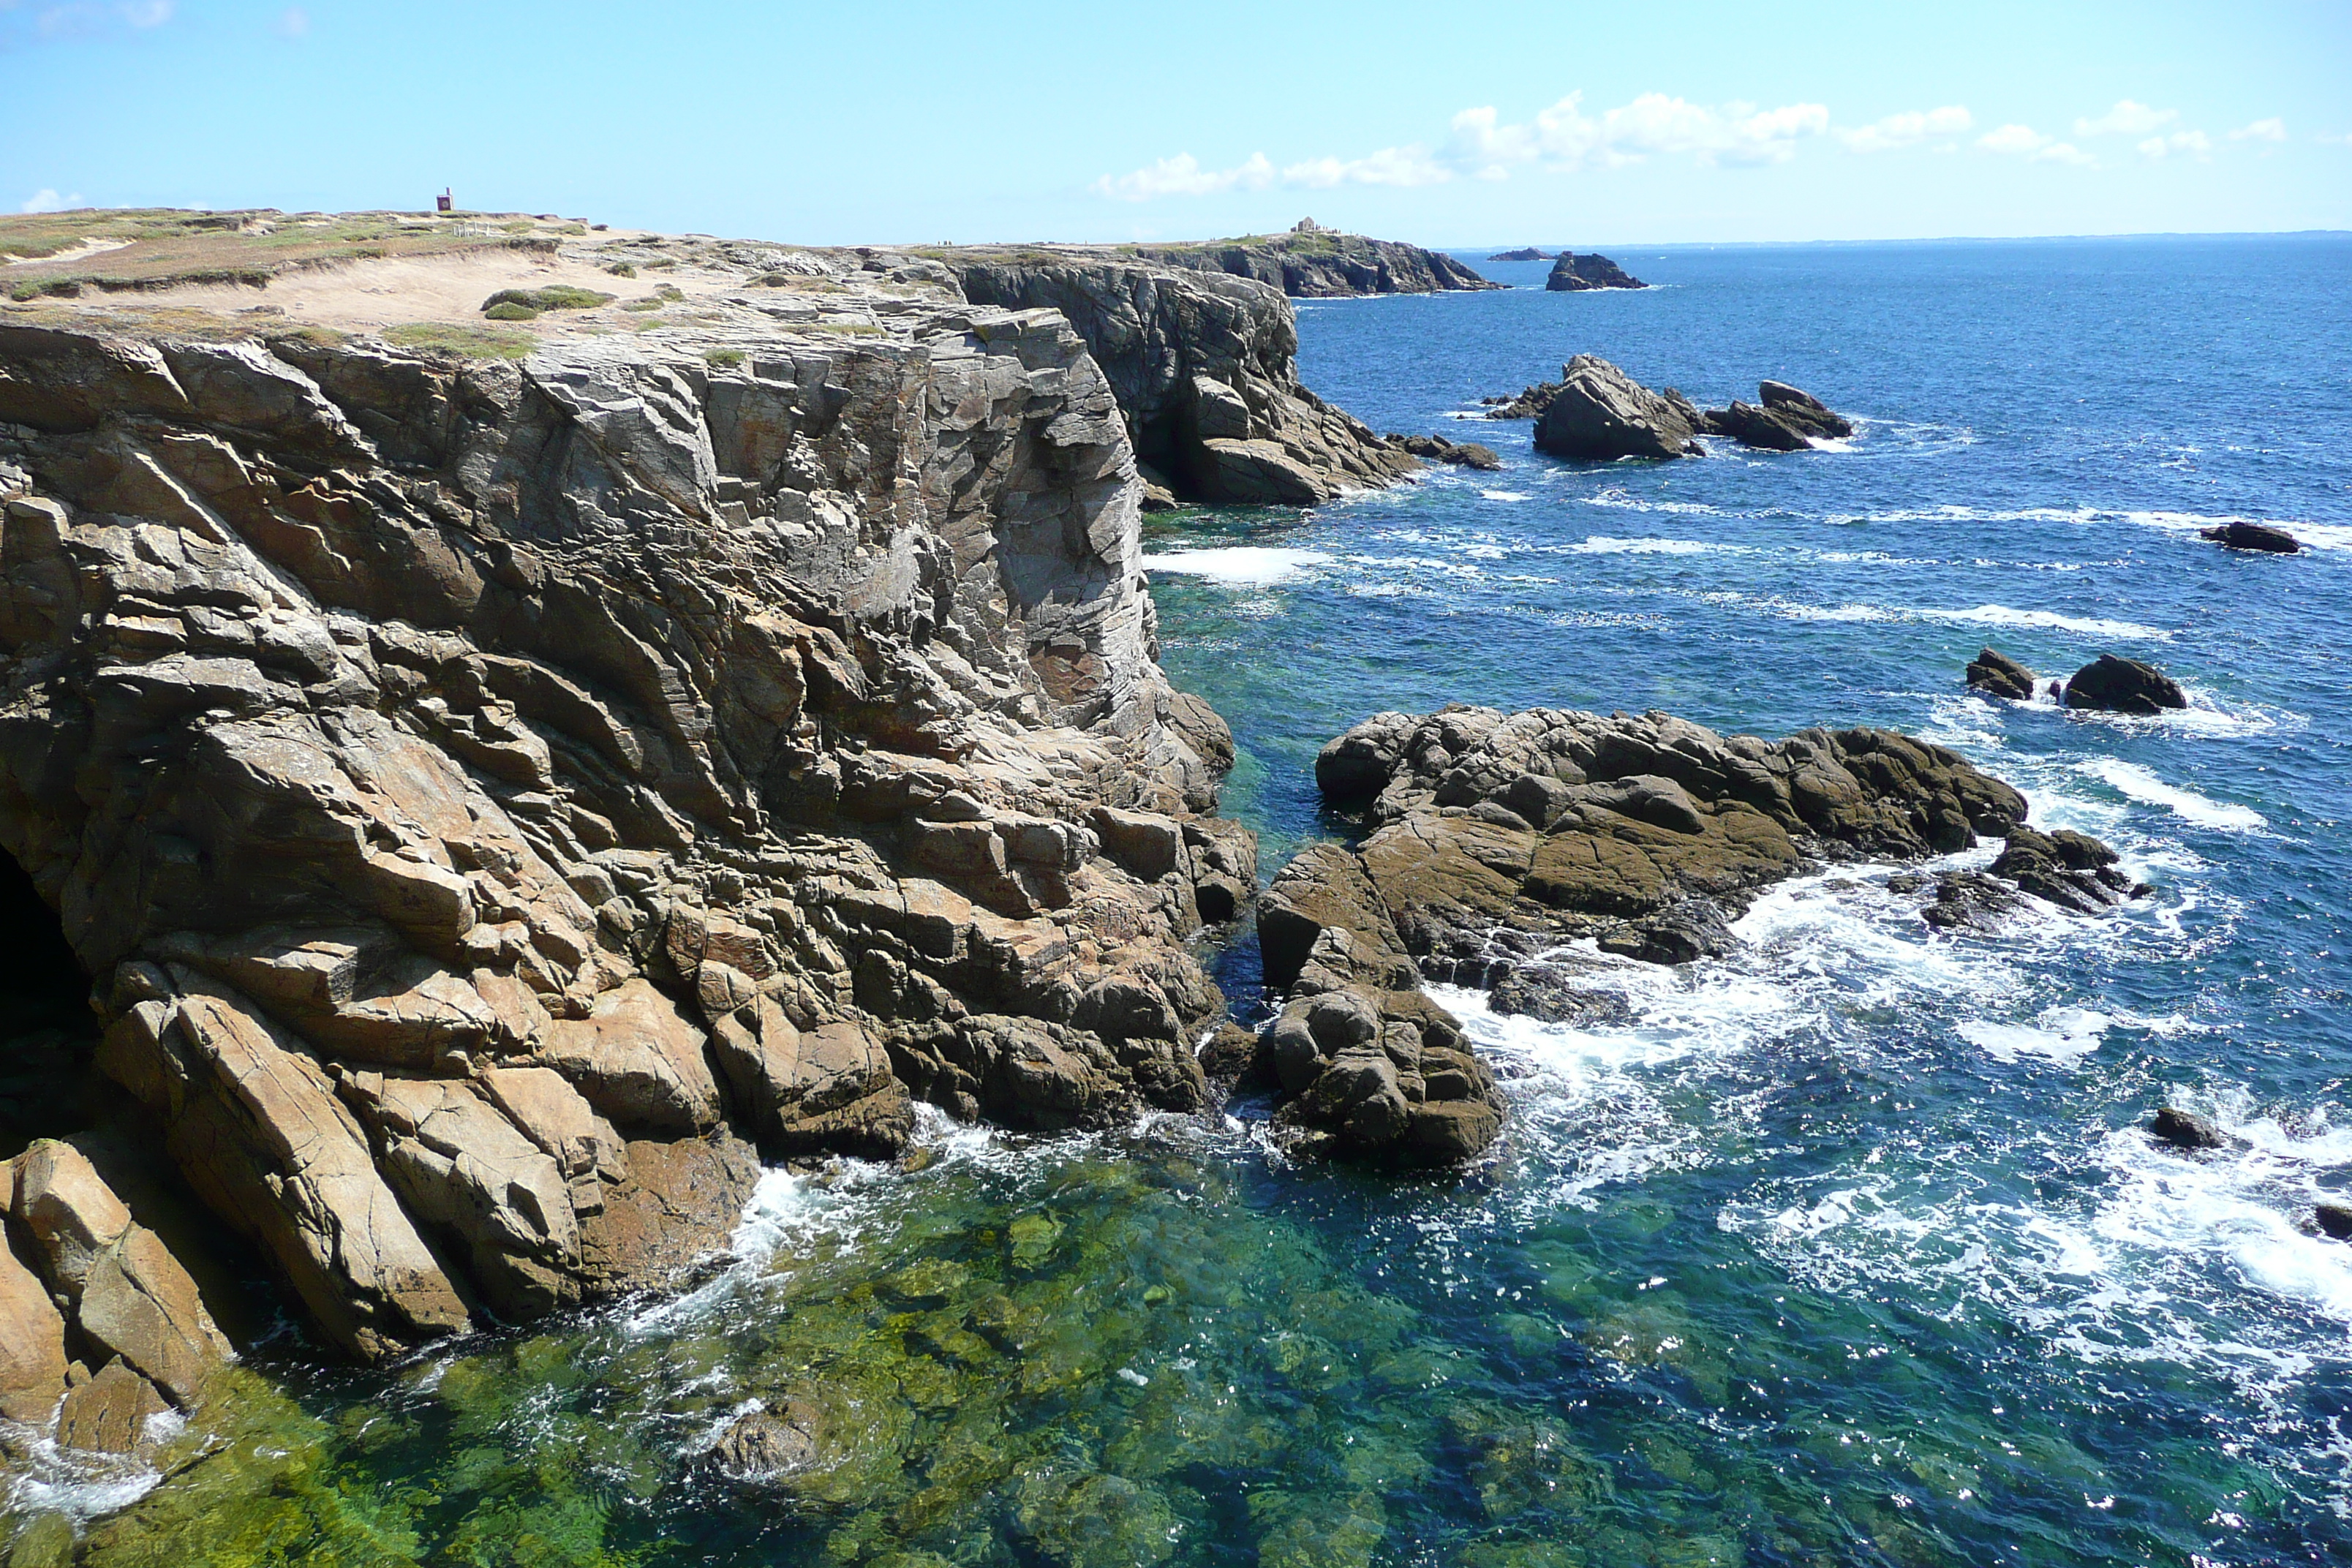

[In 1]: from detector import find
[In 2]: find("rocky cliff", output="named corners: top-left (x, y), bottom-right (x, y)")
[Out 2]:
top-left (942, 252), bottom-right (1417, 505)
top-left (0, 216), bottom-right (1266, 1379)
top-left (1126, 230), bottom-right (1499, 298)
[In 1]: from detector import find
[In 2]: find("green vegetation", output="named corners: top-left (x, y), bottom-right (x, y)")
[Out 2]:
top-left (606, 260), bottom-right (636, 277)
top-left (383, 321), bottom-right (538, 360)
top-left (483, 301), bottom-right (539, 321)
top-left (704, 348), bottom-right (745, 367)
top-left (480, 285), bottom-right (616, 314)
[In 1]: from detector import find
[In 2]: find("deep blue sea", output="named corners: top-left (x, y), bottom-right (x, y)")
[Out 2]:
top-left (1139, 235), bottom-right (2352, 1565)
top-left (23, 235), bottom-right (2352, 1568)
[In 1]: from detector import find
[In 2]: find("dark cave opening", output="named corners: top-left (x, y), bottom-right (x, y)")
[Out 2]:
top-left (0, 846), bottom-right (99, 1158)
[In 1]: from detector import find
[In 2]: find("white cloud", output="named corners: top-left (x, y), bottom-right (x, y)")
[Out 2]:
top-left (274, 4), bottom-right (307, 37)
top-left (1280, 146), bottom-right (1451, 190)
top-left (1092, 153), bottom-right (1275, 202)
top-left (1838, 105), bottom-right (1972, 153)
top-left (2137, 129), bottom-right (2212, 160)
top-left (19, 187), bottom-right (83, 212)
top-left (1977, 124), bottom-right (2097, 167)
top-left (2076, 99), bottom-right (2176, 137)
top-left (2228, 117), bottom-right (2287, 142)
top-left (118, 0), bottom-right (171, 25)
top-left (1096, 88), bottom-right (1833, 200)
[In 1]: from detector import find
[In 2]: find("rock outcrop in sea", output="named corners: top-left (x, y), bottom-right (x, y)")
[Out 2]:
top-left (1966, 647), bottom-right (2037, 700)
top-left (1487, 248), bottom-right (1553, 263)
top-left (1489, 362), bottom-right (1854, 459)
top-left (1545, 254), bottom-right (1646, 291)
top-left (1532, 356), bottom-right (1705, 461)
top-left (0, 216), bottom-right (1284, 1367)
top-left (2064, 655), bottom-right (2188, 715)
top-left (1248, 705), bottom-right (2138, 1158)
top-left (2201, 521), bottom-right (2301, 554)
top-left (1390, 432), bottom-right (1502, 472)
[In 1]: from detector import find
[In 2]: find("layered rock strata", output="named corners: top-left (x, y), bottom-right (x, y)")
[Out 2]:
top-left (0, 273), bottom-right (1255, 1359)
top-left (943, 253), bottom-right (1418, 505)
top-left (1251, 705), bottom-right (2140, 1158)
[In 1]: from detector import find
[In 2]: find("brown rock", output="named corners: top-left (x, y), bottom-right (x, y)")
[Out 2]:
top-left (0, 1227), bottom-right (68, 1424)
top-left (540, 979), bottom-right (723, 1134)
top-left (55, 1358), bottom-right (166, 1454)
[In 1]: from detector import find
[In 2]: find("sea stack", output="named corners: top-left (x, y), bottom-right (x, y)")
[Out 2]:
top-left (1546, 253), bottom-right (1646, 290)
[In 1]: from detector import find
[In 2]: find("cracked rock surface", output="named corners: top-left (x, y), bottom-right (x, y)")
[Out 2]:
top-left (0, 260), bottom-right (1259, 1359)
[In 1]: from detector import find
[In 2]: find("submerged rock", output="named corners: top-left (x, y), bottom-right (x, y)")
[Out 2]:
top-left (2201, 520), bottom-right (2301, 554)
top-left (2065, 654), bottom-right (2188, 715)
top-left (1966, 647), bottom-right (2038, 701)
top-left (1545, 253), bottom-right (1646, 290)
top-left (1532, 355), bottom-right (1703, 461)
top-left (710, 1398), bottom-right (826, 1483)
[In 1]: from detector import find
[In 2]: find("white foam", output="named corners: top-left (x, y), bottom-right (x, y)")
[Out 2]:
top-left (2085, 759), bottom-right (2269, 832)
top-left (1578, 489), bottom-right (1722, 516)
top-left (1915, 604), bottom-right (2174, 641)
top-left (1957, 1007), bottom-right (2109, 1064)
top-left (1480, 490), bottom-right (1531, 502)
top-left (1142, 547), bottom-right (1329, 586)
top-left (1565, 535), bottom-right (1724, 556)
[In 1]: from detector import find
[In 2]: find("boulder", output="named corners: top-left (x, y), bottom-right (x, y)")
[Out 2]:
top-left (2200, 521), bottom-right (2300, 554)
top-left (1533, 356), bottom-right (1701, 461)
top-left (56, 1358), bottom-right (167, 1454)
top-left (0, 1227), bottom-right (69, 1424)
top-left (1705, 400), bottom-right (1812, 451)
top-left (1988, 827), bottom-right (2138, 916)
top-left (2149, 1107), bottom-right (2230, 1151)
top-left (2314, 1203), bottom-right (2352, 1241)
top-left (710, 1398), bottom-right (826, 1482)
top-left (1966, 647), bottom-right (2037, 701)
top-left (2065, 655), bottom-right (2187, 715)
top-left (1545, 253), bottom-right (1646, 291)
top-left (1391, 433), bottom-right (1504, 472)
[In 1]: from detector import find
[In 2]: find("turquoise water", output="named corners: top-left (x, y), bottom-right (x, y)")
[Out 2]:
top-left (22, 235), bottom-right (2352, 1567)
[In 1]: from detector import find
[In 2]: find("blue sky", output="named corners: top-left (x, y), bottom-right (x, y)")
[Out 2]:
top-left (4, 0), bottom-right (2346, 246)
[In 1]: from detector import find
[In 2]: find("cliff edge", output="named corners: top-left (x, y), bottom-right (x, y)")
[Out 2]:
top-left (0, 211), bottom-right (1270, 1376)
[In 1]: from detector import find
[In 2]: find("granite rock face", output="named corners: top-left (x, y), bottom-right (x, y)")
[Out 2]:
top-left (0, 283), bottom-right (1256, 1357)
top-left (1252, 705), bottom-right (2138, 1161)
top-left (1545, 254), bottom-right (1646, 291)
top-left (944, 253), bottom-right (1417, 505)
